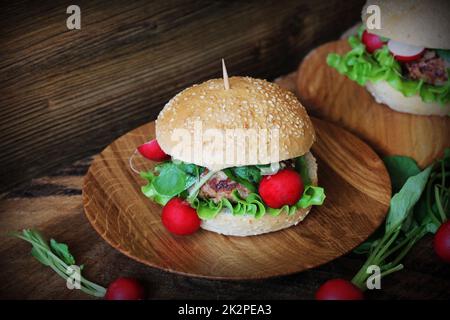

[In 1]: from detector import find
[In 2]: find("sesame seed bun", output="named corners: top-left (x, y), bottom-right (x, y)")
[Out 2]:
top-left (200, 152), bottom-right (318, 236)
top-left (361, 0), bottom-right (450, 49)
top-left (366, 81), bottom-right (450, 116)
top-left (156, 76), bottom-right (315, 170)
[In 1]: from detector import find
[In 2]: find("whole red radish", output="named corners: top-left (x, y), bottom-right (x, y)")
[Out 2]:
top-left (137, 139), bottom-right (170, 161)
top-left (258, 169), bottom-right (304, 208)
top-left (362, 30), bottom-right (385, 54)
top-left (162, 197), bottom-right (201, 235)
top-left (105, 277), bottom-right (145, 300)
top-left (434, 221), bottom-right (450, 263)
top-left (315, 279), bottom-right (364, 300)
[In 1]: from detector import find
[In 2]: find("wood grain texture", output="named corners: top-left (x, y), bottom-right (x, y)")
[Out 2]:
top-left (296, 40), bottom-right (450, 168)
top-left (1, 127), bottom-right (449, 299)
top-left (0, 0), bottom-right (365, 192)
top-left (82, 118), bottom-right (391, 279)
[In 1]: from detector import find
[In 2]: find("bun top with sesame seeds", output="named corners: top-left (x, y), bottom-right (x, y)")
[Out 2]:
top-left (155, 76), bottom-right (315, 170)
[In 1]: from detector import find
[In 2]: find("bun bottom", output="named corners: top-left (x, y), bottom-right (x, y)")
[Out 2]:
top-left (201, 207), bottom-right (311, 237)
top-left (200, 152), bottom-right (318, 237)
top-left (365, 81), bottom-right (450, 116)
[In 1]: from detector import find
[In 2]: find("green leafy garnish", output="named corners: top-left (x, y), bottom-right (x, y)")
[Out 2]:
top-left (49, 238), bottom-right (76, 265)
top-left (385, 166), bottom-right (432, 234)
top-left (13, 229), bottom-right (106, 297)
top-left (153, 164), bottom-right (189, 196)
top-left (437, 49), bottom-right (450, 63)
top-left (223, 168), bottom-right (258, 193)
top-left (140, 171), bottom-right (173, 205)
top-left (383, 156), bottom-right (421, 193)
top-left (140, 156), bottom-right (325, 219)
top-left (295, 156), bottom-right (312, 185)
top-left (140, 160), bottom-right (205, 205)
top-left (327, 33), bottom-right (450, 105)
top-left (191, 186), bottom-right (325, 220)
top-left (351, 150), bottom-right (449, 290)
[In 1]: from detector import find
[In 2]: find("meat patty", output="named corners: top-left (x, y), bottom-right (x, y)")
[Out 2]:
top-left (404, 50), bottom-right (448, 85)
top-left (198, 171), bottom-right (250, 202)
top-left (197, 160), bottom-right (297, 202)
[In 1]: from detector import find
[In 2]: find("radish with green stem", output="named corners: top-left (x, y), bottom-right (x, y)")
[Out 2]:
top-left (316, 149), bottom-right (449, 299)
top-left (13, 229), bottom-right (146, 300)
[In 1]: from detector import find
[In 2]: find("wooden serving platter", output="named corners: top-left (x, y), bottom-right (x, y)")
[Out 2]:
top-left (82, 117), bottom-right (391, 280)
top-left (297, 40), bottom-right (450, 168)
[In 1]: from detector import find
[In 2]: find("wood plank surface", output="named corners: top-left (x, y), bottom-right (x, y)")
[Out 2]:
top-left (296, 40), bottom-right (450, 168)
top-left (0, 0), bottom-right (364, 192)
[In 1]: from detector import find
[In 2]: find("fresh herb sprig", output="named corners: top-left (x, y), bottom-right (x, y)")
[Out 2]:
top-left (13, 229), bottom-right (106, 297)
top-left (351, 150), bottom-right (449, 289)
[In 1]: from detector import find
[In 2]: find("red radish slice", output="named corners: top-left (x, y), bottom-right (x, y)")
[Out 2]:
top-left (137, 139), bottom-right (170, 161)
top-left (362, 30), bottom-right (385, 54)
top-left (387, 39), bottom-right (424, 62)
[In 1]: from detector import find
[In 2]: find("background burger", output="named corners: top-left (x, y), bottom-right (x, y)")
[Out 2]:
top-left (137, 76), bottom-right (325, 236)
top-left (327, 0), bottom-right (450, 116)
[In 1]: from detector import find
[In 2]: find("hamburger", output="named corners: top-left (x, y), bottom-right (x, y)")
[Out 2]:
top-left (137, 76), bottom-right (325, 236)
top-left (327, 0), bottom-right (450, 116)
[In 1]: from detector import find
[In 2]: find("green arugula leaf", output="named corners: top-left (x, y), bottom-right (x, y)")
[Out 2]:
top-left (295, 156), bottom-right (312, 185)
top-left (385, 166), bottom-right (432, 234)
top-left (223, 168), bottom-right (257, 193)
top-left (436, 49), bottom-right (450, 63)
top-left (149, 161), bottom-right (204, 200)
top-left (383, 156), bottom-right (420, 193)
top-left (14, 229), bottom-right (107, 298)
top-left (50, 239), bottom-right (76, 265)
top-left (233, 166), bottom-right (261, 184)
top-left (140, 171), bottom-right (173, 205)
top-left (153, 164), bottom-right (187, 196)
top-left (413, 148), bottom-right (450, 233)
top-left (352, 151), bottom-right (449, 290)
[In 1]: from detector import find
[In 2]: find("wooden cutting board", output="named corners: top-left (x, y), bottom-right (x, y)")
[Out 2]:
top-left (296, 40), bottom-right (450, 168)
top-left (82, 117), bottom-right (391, 280)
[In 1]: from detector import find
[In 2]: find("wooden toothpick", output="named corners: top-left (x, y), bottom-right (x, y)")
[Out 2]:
top-left (222, 58), bottom-right (230, 90)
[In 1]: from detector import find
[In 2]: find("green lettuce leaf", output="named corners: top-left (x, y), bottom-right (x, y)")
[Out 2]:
top-left (327, 34), bottom-right (450, 105)
top-left (192, 185), bottom-right (325, 220)
top-left (140, 157), bottom-right (326, 220)
top-left (295, 156), bottom-right (312, 185)
top-left (140, 171), bottom-right (173, 205)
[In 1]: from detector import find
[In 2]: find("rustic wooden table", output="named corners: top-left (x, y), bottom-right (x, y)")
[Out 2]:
top-left (1, 152), bottom-right (449, 300)
top-left (1, 0), bottom-right (449, 301)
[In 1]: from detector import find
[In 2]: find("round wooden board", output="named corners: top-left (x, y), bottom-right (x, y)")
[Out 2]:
top-left (82, 117), bottom-right (391, 280)
top-left (297, 40), bottom-right (450, 168)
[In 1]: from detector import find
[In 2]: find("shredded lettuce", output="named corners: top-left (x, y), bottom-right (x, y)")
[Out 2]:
top-left (140, 156), bottom-right (326, 220)
top-left (326, 34), bottom-right (450, 105)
